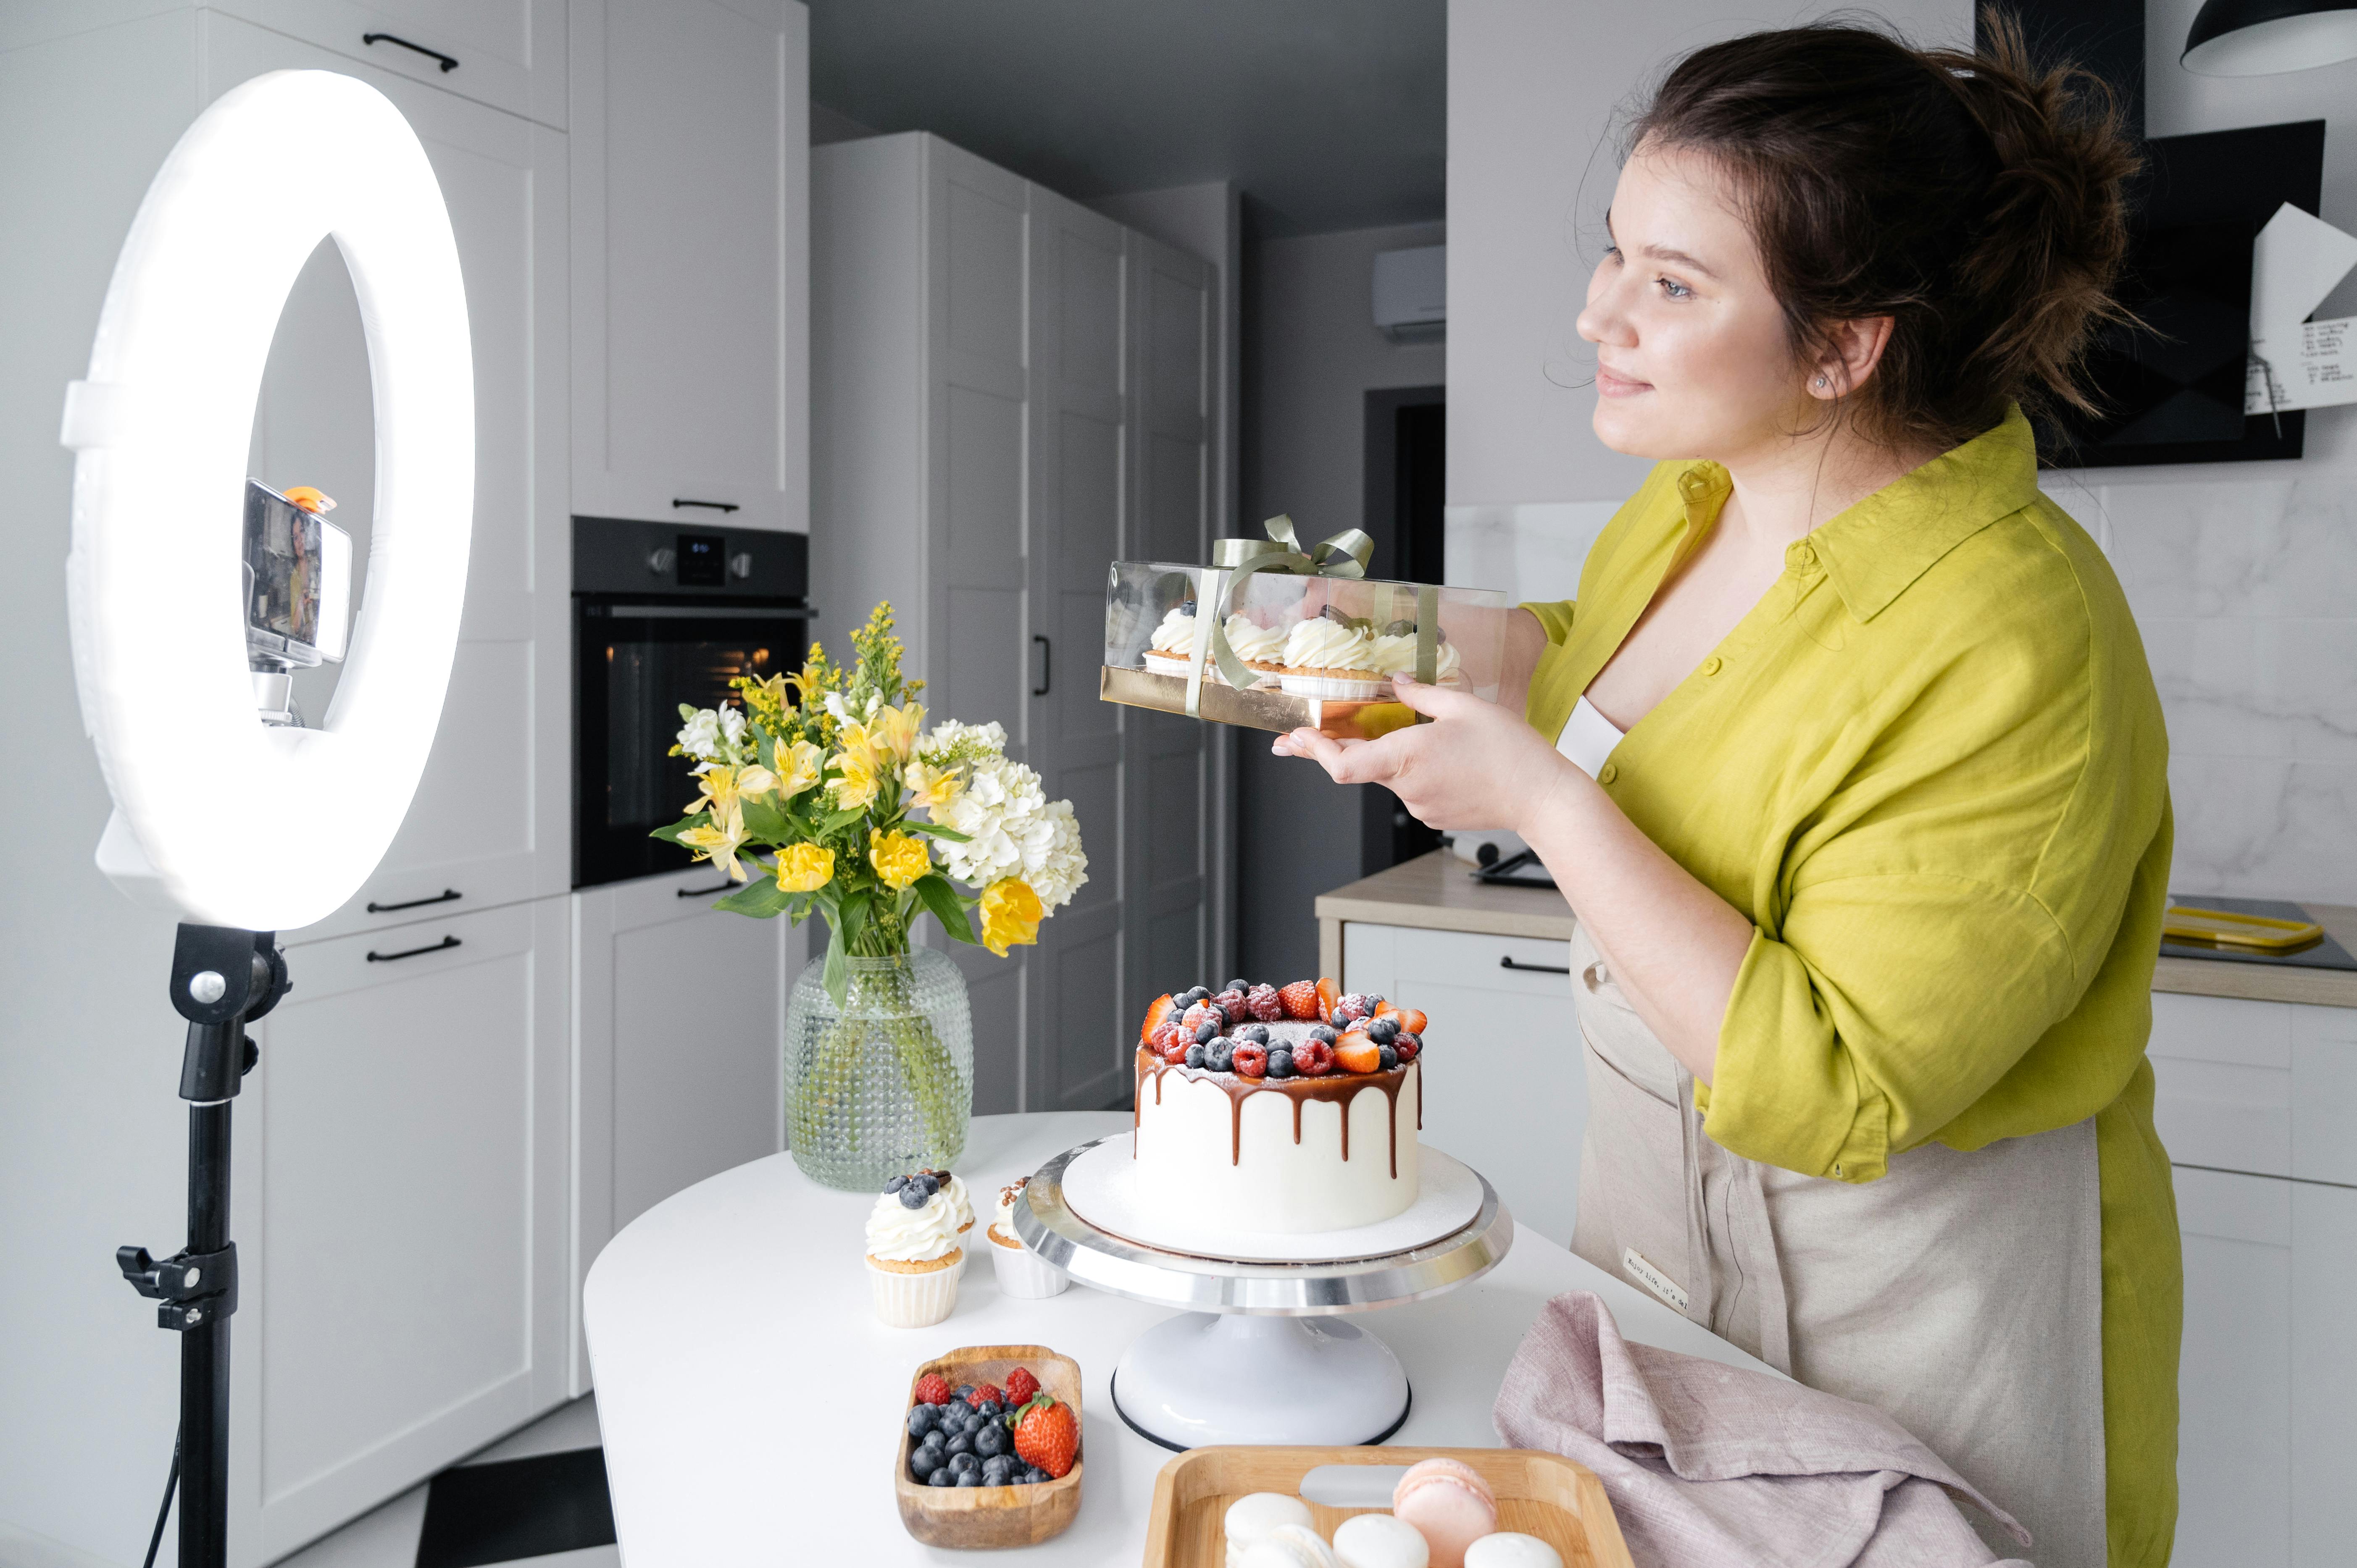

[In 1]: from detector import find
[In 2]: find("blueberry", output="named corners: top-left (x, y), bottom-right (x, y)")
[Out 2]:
top-left (1029, 1466), bottom-right (1050, 1484)
top-left (976, 1424), bottom-right (1008, 1458)
top-left (1224, 978), bottom-right (1250, 996)
top-left (955, 1384), bottom-right (975, 1400)
top-left (949, 1451), bottom-right (979, 1475)
top-left (1308, 1024), bottom-right (1337, 1045)
top-left (908, 1406), bottom-right (936, 1437)
top-left (1378, 1045), bottom-right (1398, 1070)
top-left (916, 1173), bottom-right (940, 1195)
top-left (977, 1400), bottom-right (1001, 1417)
top-left (1266, 1049), bottom-right (1296, 1079)
top-left (885, 1174), bottom-right (908, 1194)
top-left (929, 1466), bottom-right (955, 1486)
top-left (945, 1431), bottom-right (973, 1456)
top-left (1330, 1009), bottom-right (1350, 1029)
top-left (1176, 599), bottom-right (1197, 617)
top-left (1181, 986), bottom-right (1208, 1005)
top-left (1193, 1021), bottom-right (1220, 1045)
top-left (1236, 1022), bottom-right (1269, 1045)
top-left (955, 1470), bottom-right (982, 1487)
top-left (1365, 1017), bottom-right (1399, 1045)
top-left (1205, 1039), bottom-right (1235, 1073)
top-left (1184, 1044), bottom-right (1206, 1069)
top-left (898, 1185), bottom-right (928, 1208)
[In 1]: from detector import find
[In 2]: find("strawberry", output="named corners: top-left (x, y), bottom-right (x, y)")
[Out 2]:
top-left (1013, 1393), bottom-right (1079, 1479)
top-left (1003, 1366), bottom-right (1041, 1407)
top-left (1243, 983), bottom-right (1284, 1022)
top-left (1292, 1039), bottom-right (1335, 1077)
top-left (1139, 993), bottom-right (1175, 1045)
top-left (1278, 980), bottom-right (1323, 1021)
top-left (1334, 1032), bottom-right (1381, 1074)
top-left (968, 1382), bottom-right (1004, 1408)
top-left (914, 1372), bottom-right (953, 1406)
top-left (1375, 1002), bottom-right (1429, 1035)
top-left (1314, 977), bottom-right (1339, 1021)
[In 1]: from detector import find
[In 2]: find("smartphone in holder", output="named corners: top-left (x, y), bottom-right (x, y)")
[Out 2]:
top-left (242, 478), bottom-right (352, 724)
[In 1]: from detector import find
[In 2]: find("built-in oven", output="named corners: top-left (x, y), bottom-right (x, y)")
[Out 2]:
top-left (573, 515), bottom-right (813, 888)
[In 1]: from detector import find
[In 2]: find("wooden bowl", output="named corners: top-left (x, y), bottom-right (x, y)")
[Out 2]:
top-left (893, 1343), bottom-right (1082, 1548)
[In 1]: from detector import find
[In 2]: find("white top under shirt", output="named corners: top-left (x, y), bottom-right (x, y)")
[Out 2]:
top-left (1555, 695), bottom-right (1624, 779)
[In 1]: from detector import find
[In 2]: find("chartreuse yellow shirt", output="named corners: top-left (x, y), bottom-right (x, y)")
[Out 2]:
top-left (1524, 409), bottom-right (2178, 1568)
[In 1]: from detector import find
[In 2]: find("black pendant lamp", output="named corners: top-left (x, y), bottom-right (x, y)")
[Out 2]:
top-left (2183, 0), bottom-right (2357, 74)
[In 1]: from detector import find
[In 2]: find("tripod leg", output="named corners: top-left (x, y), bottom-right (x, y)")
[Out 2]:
top-left (179, 1096), bottom-right (232, 1568)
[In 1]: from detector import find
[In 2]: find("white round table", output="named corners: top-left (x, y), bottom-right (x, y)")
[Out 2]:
top-left (584, 1111), bottom-right (1778, 1565)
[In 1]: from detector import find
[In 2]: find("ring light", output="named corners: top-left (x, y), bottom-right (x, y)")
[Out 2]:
top-left (63, 69), bottom-right (473, 932)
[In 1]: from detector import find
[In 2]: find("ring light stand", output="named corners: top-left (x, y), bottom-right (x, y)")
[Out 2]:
top-left (62, 71), bottom-right (473, 1568)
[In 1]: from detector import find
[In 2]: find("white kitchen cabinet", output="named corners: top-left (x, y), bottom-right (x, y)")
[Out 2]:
top-left (209, 0), bottom-right (568, 127)
top-left (569, 0), bottom-right (808, 533)
top-left (240, 898), bottom-right (571, 1565)
top-left (568, 864), bottom-right (803, 1392)
top-left (813, 132), bottom-right (1218, 1115)
top-left (1341, 921), bottom-right (1585, 1245)
top-left (221, 13), bottom-right (571, 944)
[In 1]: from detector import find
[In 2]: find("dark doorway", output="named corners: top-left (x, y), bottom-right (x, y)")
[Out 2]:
top-left (1360, 386), bottom-right (1447, 875)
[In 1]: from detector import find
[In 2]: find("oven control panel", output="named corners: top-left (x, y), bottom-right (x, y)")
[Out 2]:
top-left (574, 514), bottom-right (808, 600)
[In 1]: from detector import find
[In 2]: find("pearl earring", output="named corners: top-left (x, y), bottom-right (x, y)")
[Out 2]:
top-left (1815, 376), bottom-right (1829, 389)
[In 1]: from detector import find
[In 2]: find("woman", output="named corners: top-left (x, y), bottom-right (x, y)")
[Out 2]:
top-left (1278, 20), bottom-right (2174, 1568)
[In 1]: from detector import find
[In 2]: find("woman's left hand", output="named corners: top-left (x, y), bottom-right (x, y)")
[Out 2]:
top-left (1271, 675), bottom-right (1576, 833)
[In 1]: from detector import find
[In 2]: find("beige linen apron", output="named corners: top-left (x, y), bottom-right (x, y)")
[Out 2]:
top-left (1566, 925), bottom-right (2107, 1567)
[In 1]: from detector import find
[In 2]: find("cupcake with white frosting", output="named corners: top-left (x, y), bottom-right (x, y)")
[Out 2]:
top-left (1276, 612), bottom-right (1384, 699)
top-left (915, 1167), bottom-right (975, 1275)
top-left (1142, 604), bottom-right (1201, 678)
top-left (1146, 608), bottom-right (1285, 686)
top-left (1368, 627), bottom-right (1464, 686)
top-left (986, 1176), bottom-right (1070, 1298)
top-left (864, 1172), bottom-right (963, 1327)
top-left (1221, 614), bottom-right (1286, 683)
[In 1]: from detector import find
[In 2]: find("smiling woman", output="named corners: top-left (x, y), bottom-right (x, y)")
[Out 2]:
top-left (1276, 16), bottom-right (2173, 1568)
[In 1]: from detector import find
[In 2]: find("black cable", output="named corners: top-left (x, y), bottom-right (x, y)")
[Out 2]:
top-left (141, 1431), bottom-right (178, 1568)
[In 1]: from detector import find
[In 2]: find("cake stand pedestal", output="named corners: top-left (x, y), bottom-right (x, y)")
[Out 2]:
top-left (1012, 1136), bottom-right (1515, 1450)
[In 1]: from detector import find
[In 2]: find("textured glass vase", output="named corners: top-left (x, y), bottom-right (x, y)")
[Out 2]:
top-left (784, 948), bottom-right (973, 1192)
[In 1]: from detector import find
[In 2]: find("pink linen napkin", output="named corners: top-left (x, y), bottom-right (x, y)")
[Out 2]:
top-left (1492, 1292), bottom-right (2033, 1568)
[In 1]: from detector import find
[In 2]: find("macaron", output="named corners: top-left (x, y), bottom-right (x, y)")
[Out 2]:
top-left (1463, 1534), bottom-right (1563, 1568)
top-left (1332, 1510), bottom-right (1431, 1568)
top-left (1226, 1493), bottom-right (1317, 1568)
top-left (1390, 1458), bottom-right (1498, 1568)
top-left (1237, 1523), bottom-right (1341, 1568)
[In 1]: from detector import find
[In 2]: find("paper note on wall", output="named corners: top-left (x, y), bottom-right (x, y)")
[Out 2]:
top-left (2247, 202), bottom-right (2357, 415)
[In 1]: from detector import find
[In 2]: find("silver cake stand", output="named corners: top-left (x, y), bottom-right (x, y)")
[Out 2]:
top-left (1012, 1135), bottom-right (1515, 1450)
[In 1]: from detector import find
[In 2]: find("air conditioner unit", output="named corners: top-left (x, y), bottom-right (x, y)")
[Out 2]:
top-left (1373, 245), bottom-right (1445, 341)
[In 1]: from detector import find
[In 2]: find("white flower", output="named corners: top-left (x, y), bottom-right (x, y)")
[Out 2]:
top-left (718, 706), bottom-right (748, 750)
top-left (928, 747), bottom-right (1087, 910)
top-left (676, 707), bottom-right (724, 762)
top-left (823, 691), bottom-right (851, 722)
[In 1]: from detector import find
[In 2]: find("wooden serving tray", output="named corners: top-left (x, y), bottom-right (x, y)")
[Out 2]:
top-left (1142, 1445), bottom-right (1632, 1568)
top-left (894, 1343), bottom-right (1082, 1549)
top-left (1100, 664), bottom-right (1422, 740)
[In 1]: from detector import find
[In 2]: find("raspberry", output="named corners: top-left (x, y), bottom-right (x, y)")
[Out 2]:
top-left (1149, 1020), bottom-right (1190, 1054)
top-left (1003, 1367), bottom-right (1041, 1406)
top-left (1292, 1039), bottom-right (1336, 1077)
top-left (1394, 1035), bottom-right (1421, 1064)
top-left (1160, 1038), bottom-right (1192, 1064)
top-left (1213, 989), bottom-right (1249, 1019)
top-left (1180, 999), bottom-right (1228, 1035)
top-left (914, 1373), bottom-right (953, 1406)
top-left (1244, 983), bottom-right (1284, 1022)
top-left (1278, 980), bottom-right (1322, 1020)
top-left (968, 1382), bottom-right (1003, 1408)
top-left (1334, 993), bottom-right (1377, 1024)
top-left (1231, 1043), bottom-right (1268, 1078)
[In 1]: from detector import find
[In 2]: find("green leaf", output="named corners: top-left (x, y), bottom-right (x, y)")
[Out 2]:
top-left (715, 875), bottom-right (793, 917)
top-left (818, 805), bottom-right (868, 835)
top-left (838, 889), bottom-right (870, 952)
top-left (649, 816), bottom-right (702, 845)
top-left (739, 793), bottom-right (794, 843)
top-left (821, 916), bottom-right (848, 1006)
top-left (913, 874), bottom-right (979, 945)
top-left (900, 820), bottom-right (972, 843)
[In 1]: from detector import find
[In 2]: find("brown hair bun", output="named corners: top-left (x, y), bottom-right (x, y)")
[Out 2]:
top-left (1632, 8), bottom-right (2139, 451)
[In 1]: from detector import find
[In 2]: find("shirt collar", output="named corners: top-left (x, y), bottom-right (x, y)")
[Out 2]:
top-left (1674, 406), bottom-right (2042, 626)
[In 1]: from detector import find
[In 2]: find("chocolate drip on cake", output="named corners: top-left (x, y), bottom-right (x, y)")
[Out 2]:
top-left (1133, 1047), bottom-right (1413, 1176)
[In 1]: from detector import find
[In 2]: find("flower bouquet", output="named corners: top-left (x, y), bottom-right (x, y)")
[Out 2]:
top-left (659, 603), bottom-right (1087, 1190)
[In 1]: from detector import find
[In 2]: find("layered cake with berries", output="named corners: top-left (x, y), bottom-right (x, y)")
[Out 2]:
top-left (1134, 976), bottom-right (1428, 1233)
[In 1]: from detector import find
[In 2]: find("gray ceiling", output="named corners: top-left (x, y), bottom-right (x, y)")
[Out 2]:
top-left (805, 0), bottom-right (1445, 236)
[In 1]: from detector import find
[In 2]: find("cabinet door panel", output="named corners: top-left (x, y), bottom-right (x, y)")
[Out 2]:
top-left (237, 898), bottom-right (568, 1563)
top-left (213, 0), bottom-right (565, 126)
top-left (2175, 1166), bottom-right (2294, 1566)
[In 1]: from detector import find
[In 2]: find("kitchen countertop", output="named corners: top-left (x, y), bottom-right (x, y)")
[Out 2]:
top-left (1317, 851), bottom-right (2357, 1010)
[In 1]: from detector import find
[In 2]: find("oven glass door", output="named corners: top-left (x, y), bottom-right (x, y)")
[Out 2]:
top-left (575, 600), bottom-right (808, 888)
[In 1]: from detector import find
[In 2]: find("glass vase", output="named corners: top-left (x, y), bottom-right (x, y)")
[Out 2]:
top-left (784, 948), bottom-right (973, 1192)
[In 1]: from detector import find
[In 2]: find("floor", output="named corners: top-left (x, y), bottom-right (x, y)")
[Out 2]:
top-left (274, 1397), bottom-right (615, 1568)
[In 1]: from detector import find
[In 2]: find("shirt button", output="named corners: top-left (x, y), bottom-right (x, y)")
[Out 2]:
top-left (1786, 541), bottom-right (1816, 571)
top-left (1597, 762), bottom-right (1619, 785)
top-left (1700, 656), bottom-right (1723, 677)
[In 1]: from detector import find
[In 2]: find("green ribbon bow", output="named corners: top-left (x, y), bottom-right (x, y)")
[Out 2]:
top-left (1180, 515), bottom-right (1435, 718)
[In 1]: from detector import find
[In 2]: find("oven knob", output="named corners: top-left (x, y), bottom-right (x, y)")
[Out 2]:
top-left (647, 547), bottom-right (676, 574)
top-left (729, 551), bottom-right (754, 580)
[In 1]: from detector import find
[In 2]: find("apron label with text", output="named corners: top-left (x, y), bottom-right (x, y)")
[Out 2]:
top-left (1622, 1247), bottom-right (1690, 1312)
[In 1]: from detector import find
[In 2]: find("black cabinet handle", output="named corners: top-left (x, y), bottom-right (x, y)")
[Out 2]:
top-left (366, 888), bottom-right (460, 914)
top-left (362, 32), bottom-right (458, 72)
top-left (1499, 955), bottom-right (1571, 975)
top-left (672, 498), bottom-right (740, 513)
top-left (1032, 634), bottom-right (1051, 696)
top-left (367, 936), bottom-right (462, 964)
top-left (677, 880), bottom-right (735, 898)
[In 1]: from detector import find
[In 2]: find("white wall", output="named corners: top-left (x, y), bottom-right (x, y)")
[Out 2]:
top-left (1238, 219), bottom-right (1446, 982)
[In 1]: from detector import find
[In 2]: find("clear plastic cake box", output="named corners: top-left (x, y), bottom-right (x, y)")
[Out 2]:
top-left (1099, 560), bottom-right (1511, 740)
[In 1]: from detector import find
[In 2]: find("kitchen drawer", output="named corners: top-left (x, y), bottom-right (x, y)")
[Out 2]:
top-left (209, 0), bottom-right (568, 127)
top-left (2149, 992), bottom-right (2357, 1186)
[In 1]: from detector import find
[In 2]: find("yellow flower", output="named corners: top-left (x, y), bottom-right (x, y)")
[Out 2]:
top-left (776, 739), bottom-right (823, 798)
top-left (774, 842), bottom-right (834, 893)
top-left (829, 728), bottom-right (881, 811)
top-left (678, 817), bottom-right (750, 880)
top-left (869, 829), bottom-right (930, 891)
top-left (871, 701), bottom-right (924, 762)
top-left (979, 877), bottom-right (1043, 957)
top-left (904, 758), bottom-right (964, 811)
top-left (684, 764), bottom-right (774, 822)
top-left (782, 652), bottom-right (829, 709)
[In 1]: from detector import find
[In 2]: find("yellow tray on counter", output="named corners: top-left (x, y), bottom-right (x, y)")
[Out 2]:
top-left (2163, 904), bottom-right (2323, 952)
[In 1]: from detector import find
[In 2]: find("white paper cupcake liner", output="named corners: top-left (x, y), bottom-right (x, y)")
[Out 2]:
top-left (1277, 671), bottom-right (1386, 701)
top-left (866, 1251), bottom-right (962, 1327)
top-left (988, 1235), bottom-right (1071, 1298)
top-left (956, 1222), bottom-right (974, 1275)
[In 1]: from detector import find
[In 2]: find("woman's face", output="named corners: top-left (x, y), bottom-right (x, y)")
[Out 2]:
top-left (1577, 140), bottom-right (1812, 462)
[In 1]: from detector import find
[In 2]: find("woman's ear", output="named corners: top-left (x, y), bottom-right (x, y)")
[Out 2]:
top-left (1810, 315), bottom-right (1897, 400)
